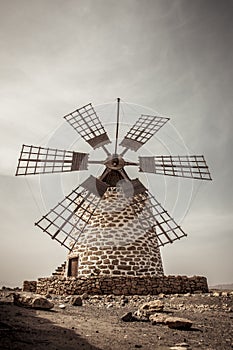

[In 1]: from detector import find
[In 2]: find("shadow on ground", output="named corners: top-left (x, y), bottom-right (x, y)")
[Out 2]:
top-left (0, 301), bottom-right (102, 350)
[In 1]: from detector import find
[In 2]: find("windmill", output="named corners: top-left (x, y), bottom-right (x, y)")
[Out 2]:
top-left (16, 98), bottom-right (211, 278)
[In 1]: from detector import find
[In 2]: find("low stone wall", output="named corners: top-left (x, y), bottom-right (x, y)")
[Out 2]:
top-left (23, 280), bottom-right (37, 293)
top-left (36, 275), bottom-right (208, 296)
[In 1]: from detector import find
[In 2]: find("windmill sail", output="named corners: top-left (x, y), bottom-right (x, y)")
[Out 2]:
top-left (64, 103), bottom-right (111, 150)
top-left (15, 145), bottom-right (89, 176)
top-left (120, 115), bottom-right (169, 152)
top-left (35, 176), bottom-right (109, 250)
top-left (139, 155), bottom-right (212, 180)
top-left (118, 179), bottom-right (186, 247)
top-left (130, 190), bottom-right (187, 247)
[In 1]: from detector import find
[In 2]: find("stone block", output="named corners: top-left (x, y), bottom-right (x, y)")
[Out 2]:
top-left (117, 265), bottom-right (132, 271)
top-left (111, 259), bottom-right (119, 265)
top-left (127, 246), bottom-right (136, 251)
top-left (103, 259), bottom-right (110, 264)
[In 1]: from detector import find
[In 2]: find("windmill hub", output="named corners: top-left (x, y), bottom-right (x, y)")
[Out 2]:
top-left (104, 154), bottom-right (125, 170)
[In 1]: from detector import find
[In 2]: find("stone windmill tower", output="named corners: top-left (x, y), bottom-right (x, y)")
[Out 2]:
top-left (16, 98), bottom-right (212, 280)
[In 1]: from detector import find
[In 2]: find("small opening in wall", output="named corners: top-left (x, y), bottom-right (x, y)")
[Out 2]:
top-left (68, 257), bottom-right (79, 277)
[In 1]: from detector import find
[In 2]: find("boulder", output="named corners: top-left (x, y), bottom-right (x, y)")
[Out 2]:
top-left (70, 295), bottom-right (83, 306)
top-left (165, 316), bottom-right (192, 330)
top-left (31, 297), bottom-right (54, 309)
top-left (13, 293), bottom-right (54, 310)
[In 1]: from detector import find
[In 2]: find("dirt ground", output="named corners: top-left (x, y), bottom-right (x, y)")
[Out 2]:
top-left (0, 290), bottom-right (232, 350)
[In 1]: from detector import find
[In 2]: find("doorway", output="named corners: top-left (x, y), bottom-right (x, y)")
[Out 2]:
top-left (67, 257), bottom-right (79, 277)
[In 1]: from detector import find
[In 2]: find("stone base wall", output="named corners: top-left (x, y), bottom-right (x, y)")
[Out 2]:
top-left (23, 280), bottom-right (37, 293)
top-left (36, 275), bottom-right (208, 296)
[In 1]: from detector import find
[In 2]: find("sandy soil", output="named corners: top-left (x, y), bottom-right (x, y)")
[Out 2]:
top-left (0, 290), bottom-right (232, 350)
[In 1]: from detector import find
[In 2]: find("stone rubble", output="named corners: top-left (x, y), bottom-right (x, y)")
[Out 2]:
top-left (3, 288), bottom-right (232, 350)
top-left (119, 295), bottom-right (194, 330)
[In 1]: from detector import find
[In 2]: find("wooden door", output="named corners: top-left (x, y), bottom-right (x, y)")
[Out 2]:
top-left (68, 257), bottom-right (78, 277)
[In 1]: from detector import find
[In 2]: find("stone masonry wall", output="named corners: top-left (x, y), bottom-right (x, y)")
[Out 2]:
top-left (36, 275), bottom-right (208, 296)
top-left (23, 280), bottom-right (37, 293)
top-left (68, 187), bottom-right (164, 277)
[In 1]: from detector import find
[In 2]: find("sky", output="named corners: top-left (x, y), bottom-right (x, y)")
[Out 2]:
top-left (0, 0), bottom-right (233, 287)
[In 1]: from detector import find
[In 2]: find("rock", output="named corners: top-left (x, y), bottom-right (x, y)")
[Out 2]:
top-left (149, 313), bottom-right (167, 325)
top-left (140, 300), bottom-right (164, 313)
top-left (174, 342), bottom-right (190, 348)
top-left (170, 344), bottom-right (190, 350)
top-left (106, 294), bottom-right (114, 302)
top-left (158, 293), bottom-right (166, 298)
top-left (70, 296), bottom-right (83, 306)
top-left (45, 294), bottom-right (52, 299)
top-left (135, 300), bottom-right (164, 320)
top-left (132, 310), bottom-right (149, 322)
top-left (165, 317), bottom-right (192, 330)
top-left (59, 304), bottom-right (66, 309)
top-left (121, 312), bottom-right (137, 322)
top-left (121, 297), bottom-right (129, 304)
top-left (64, 296), bottom-right (72, 303)
top-left (32, 297), bottom-right (54, 309)
top-left (120, 297), bottom-right (129, 306)
top-left (81, 292), bottom-right (89, 300)
top-left (13, 293), bottom-right (54, 310)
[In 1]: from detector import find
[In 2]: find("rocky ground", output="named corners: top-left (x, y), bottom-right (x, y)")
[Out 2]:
top-left (0, 289), bottom-right (233, 350)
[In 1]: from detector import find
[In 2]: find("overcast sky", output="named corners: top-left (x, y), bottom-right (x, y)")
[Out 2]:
top-left (0, 0), bottom-right (233, 287)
